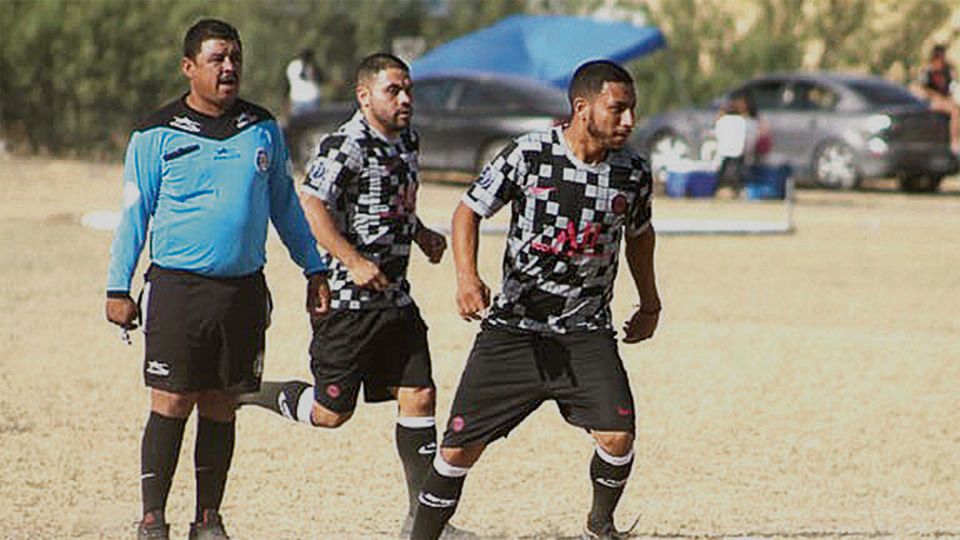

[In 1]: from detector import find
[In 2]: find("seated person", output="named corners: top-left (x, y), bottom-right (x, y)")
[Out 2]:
top-left (920, 44), bottom-right (959, 154)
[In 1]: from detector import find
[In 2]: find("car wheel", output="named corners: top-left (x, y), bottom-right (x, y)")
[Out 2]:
top-left (476, 138), bottom-right (512, 173)
top-left (898, 174), bottom-right (943, 193)
top-left (813, 141), bottom-right (860, 190)
top-left (648, 132), bottom-right (692, 183)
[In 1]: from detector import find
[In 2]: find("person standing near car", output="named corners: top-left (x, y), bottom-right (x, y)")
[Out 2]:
top-left (921, 44), bottom-right (959, 154)
top-left (410, 60), bottom-right (662, 540)
top-left (238, 53), bottom-right (462, 537)
top-left (105, 18), bottom-right (330, 540)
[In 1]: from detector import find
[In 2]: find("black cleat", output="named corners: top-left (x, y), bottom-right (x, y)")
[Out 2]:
top-left (136, 510), bottom-right (170, 540)
top-left (399, 513), bottom-right (479, 539)
top-left (188, 509), bottom-right (230, 540)
top-left (581, 515), bottom-right (639, 539)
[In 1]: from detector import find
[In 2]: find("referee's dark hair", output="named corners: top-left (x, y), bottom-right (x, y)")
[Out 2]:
top-left (356, 53), bottom-right (409, 86)
top-left (568, 60), bottom-right (633, 104)
top-left (183, 19), bottom-right (241, 59)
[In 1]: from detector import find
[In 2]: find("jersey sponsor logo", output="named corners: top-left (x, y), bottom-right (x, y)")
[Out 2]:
top-left (146, 360), bottom-right (170, 377)
top-left (418, 492), bottom-right (458, 509)
top-left (417, 442), bottom-right (437, 455)
top-left (234, 112), bottom-right (257, 129)
top-left (595, 477), bottom-right (628, 488)
top-left (169, 115), bottom-right (202, 133)
top-left (255, 148), bottom-right (270, 172)
top-left (531, 222), bottom-right (603, 258)
top-left (162, 144), bottom-right (200, 161)
top-left (450, 415), bottom-right (465, 432)
top-left (529, 185), bottom-right (556, 196)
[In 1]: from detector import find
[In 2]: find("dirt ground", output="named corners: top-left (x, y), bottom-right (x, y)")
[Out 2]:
top-left (0, 156), bottom-right (957, 540)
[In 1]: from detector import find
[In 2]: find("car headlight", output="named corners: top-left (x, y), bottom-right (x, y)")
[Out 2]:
top-left (867, 136), bottom-right (889, 154)
top-left (865, 114), bottom-right (892, 133)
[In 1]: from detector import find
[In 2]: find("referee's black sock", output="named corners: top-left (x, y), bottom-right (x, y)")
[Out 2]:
top-left (194, 416), bottom-right (235, 522)
top-left (395, 417), bottom-right (437, 516)
top-left (141, 411), bottom-right (187, 517)
top-left (410, 456), bottom-right (468, 540)
top-left (588, 446), bottom-right (634, 531)
top-left (238, 380), bottom-right (315, 424)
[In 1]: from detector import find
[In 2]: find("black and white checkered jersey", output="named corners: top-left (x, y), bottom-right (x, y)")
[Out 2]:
top-left (301, 112), bottom-right (421, 310)
top-left (463, 126), bottom-right (653, 334)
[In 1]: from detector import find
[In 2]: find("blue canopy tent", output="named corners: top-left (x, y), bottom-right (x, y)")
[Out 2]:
top-left (410, 14), bottom-right (666, 88)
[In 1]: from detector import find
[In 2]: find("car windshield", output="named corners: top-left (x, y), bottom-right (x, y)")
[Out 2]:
top-left (847, 81), bottom-right (922, 106)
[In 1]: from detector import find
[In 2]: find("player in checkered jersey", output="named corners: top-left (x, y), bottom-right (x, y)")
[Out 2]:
top-left (239, 54), bottom-right (455, 536)
top-left (410, 61), bottom-right (661, 540)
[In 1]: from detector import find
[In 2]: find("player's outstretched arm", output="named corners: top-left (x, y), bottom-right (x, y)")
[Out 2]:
top-left (451, 202), bottom-right (489, 321)
top-left (299, 192), bottom-right (389, 291)
top-left (622, 226), bottom-right (661, 343)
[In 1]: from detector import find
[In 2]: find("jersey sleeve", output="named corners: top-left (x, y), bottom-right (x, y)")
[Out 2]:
top-left (106, 130), bottom-right (162, 295)
top-left (267, 124), bottom-right (326, 275)
top-left (462, 139), bottom-right (526, 218)
top-left (300, 133), bottom-right (362, 203)
top-left (625, 161), bottom-right (654, 237)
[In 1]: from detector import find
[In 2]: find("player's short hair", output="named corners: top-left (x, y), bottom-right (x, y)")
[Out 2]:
top-left (183, 19), bottom-right (241, 60)
top-left (568, 60), bottom-right (634, 104)
top-left (356, 53), bottom-right (409, 86)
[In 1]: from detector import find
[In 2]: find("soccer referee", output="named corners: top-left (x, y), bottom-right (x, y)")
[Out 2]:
top-left (105, 19), bottom-right (329, 540)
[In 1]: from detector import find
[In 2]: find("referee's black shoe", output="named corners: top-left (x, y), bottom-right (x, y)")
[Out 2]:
top-left (136, 510), bottom-right (170, 540)
top-left (188, 509), bottom-right (230, 540)
top-left (400, 513), bottom-right (479, 539)
top-left (581, 515), bottom-right (638, 539)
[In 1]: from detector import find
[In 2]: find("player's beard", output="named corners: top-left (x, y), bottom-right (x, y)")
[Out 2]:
top-left (587, 115), bottom-right (622, 151)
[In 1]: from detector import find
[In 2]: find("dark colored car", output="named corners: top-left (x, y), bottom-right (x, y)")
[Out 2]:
top-left (634, 72), bottom-right (958, 192)
top-left (285, 73), bottom-right (570, 173)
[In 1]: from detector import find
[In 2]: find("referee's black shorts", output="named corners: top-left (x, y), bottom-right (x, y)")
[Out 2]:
top-left (140, 265), bottom-right (270, 393)
top-left (308, 304), bottom-right (434, 413)
top-left (441, 325), bottom-right (636, 448)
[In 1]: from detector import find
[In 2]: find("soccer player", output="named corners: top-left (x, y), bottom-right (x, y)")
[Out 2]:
top-left (105, 19), bottom-right (330, 540)
top-left (239, 53), bottom-right (459, 536)
top-left (410, 60), bottom-right (662, 540)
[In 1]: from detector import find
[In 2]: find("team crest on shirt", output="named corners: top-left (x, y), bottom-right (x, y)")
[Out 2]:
top-left (255, 148), bottom-right (270, 172)
top-left (611, 194), bottom-right (628, 215)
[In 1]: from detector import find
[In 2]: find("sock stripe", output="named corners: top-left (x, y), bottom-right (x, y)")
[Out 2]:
top-left (432, 453), bottom-right (470, 478)
top-left (397, 416), bottom-right (436, 428)
top-left (595, 445), bottom-right (634, 467)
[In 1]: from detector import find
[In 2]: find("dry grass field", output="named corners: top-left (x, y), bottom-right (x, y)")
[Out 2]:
top-left (1, 156), bottom-right (958, 540)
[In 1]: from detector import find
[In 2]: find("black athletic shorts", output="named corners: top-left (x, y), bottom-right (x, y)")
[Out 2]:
top-left (309, 304), bottom-right (434, 413)
top-left (140, 265), bottom-right (270, 393)
top-left (442, 325), bottom-right (636, 448)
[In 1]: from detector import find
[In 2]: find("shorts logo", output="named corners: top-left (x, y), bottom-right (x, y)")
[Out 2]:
top-left (325, 384), bottom-right (341, 399)
top-left (612, 194), bottom-right (628, 215)
top-left (256, 148), bottom-right (270, 172)
top-left (146, 360), bottom-right (170, 377)
top-left (616, 406), bottom-right (632, 417)
top-left (450, 416), bottom-right (465, 432)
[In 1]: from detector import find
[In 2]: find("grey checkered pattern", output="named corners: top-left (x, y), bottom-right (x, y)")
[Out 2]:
top-left (463, 127), bottom-right (652, 333)
top-left (302, 112), bottom-right (421, 310)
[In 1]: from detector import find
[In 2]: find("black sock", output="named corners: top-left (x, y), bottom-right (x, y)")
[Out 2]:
top-left (411, 464), bottom-right (467, 540)
top-left (141, 412), bottom-right (187, 516)
top-left (588, 448), bottom-right (634, 530)
top-left (395, 420), bottom-right (437, 516)
top-left (194, 417), bottom-right (235, 522)
top-left (238, 380), bottom-right (312, 423)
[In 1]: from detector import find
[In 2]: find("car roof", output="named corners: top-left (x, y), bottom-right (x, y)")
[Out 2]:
top-left (752, 70), bottom-right (901, 87)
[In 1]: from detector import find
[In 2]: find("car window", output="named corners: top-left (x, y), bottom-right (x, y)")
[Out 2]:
top-left (744, 82), bottom-right (785, 111)
top-left (847, 80), bottom-right (923, 106)
top-left (787, 82), bottom-right (838, 111)
top-left (457, 83), bottom-right (504, 110)
top-left (415, 79), bottom-right (455, 111)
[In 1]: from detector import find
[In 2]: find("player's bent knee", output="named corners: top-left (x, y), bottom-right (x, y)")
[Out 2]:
top-left (150, 389), bottom-right (197, 418)
top-left (593, 431), bottom-right (634, 457)
top-left (397, 386), bottom-right (436, 416)
top-left (310, 404), bottom-right (353, 428)
top-left (440, 443), bottom-right (484, 468)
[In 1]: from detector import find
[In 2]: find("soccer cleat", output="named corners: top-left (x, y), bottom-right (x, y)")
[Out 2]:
top-left (188, 509), bottom-right (230, 540)
top-left (136, 510), bottom-right (170, 540)
top-left (399, 514), bottom-right (479, 539)
top-left (581, 515), bottom-right (639, 540)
